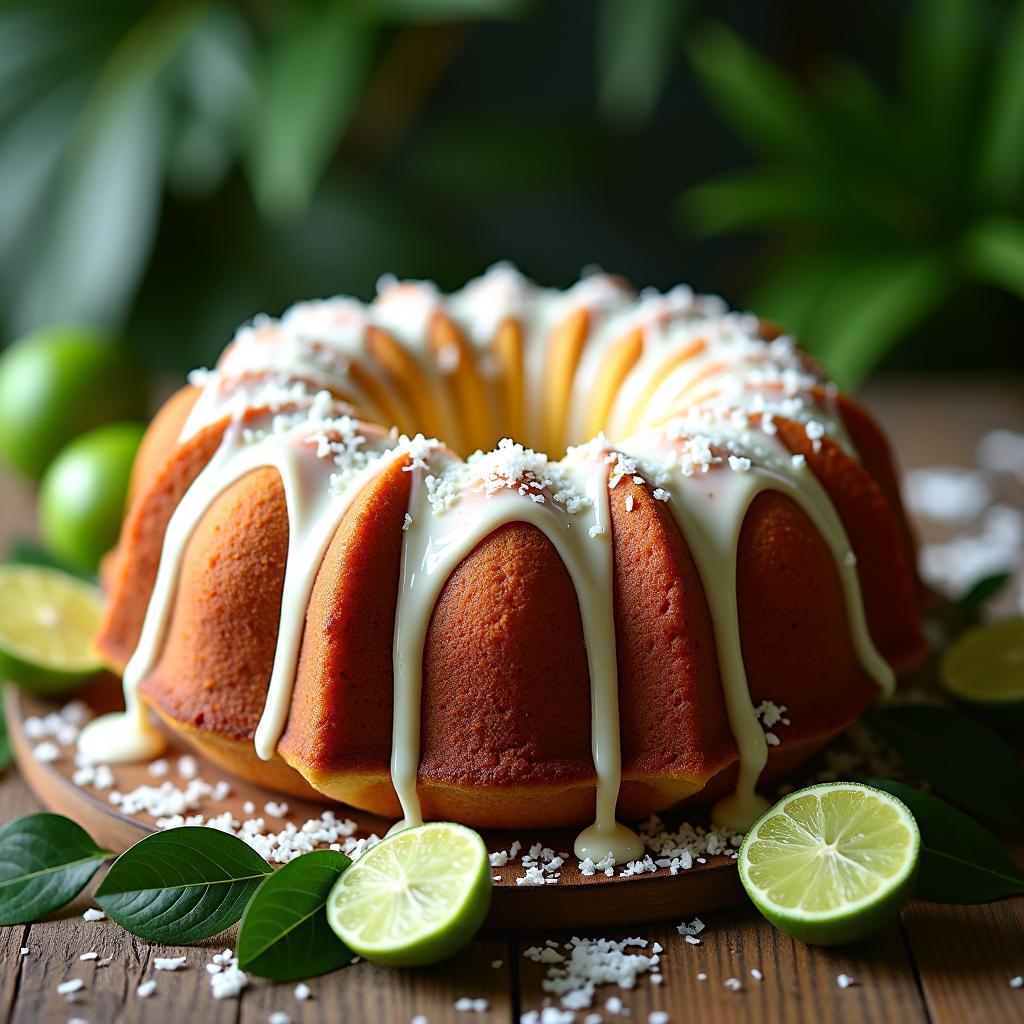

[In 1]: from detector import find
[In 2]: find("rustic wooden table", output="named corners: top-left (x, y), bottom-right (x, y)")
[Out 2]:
top-left (1, 379), bottom-right (1022, 1024)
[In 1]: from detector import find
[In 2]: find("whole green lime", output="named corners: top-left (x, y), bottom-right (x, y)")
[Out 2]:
top-left (39, 422), bottom-right (146, 574)
top-left (0, 325), bottom-right (146, 479)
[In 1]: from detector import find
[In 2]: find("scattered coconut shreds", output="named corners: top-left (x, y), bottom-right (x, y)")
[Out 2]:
top-left (1010, 976), bottom-right (1023, 989)
top-left (137, 980), bottom-right (157, 998)
top-left (32, 741), bottom-right (60, 763)
top-left (411, 1016), bottom-right (429, 1024)
top-left (724, 977), bottom-right (742, 992)
top-left (919, 503), bottom-right (1023, 599)
top-left (57, 979), bottom-right (85, 997)
top-left (697, 973), bottom-right (707, 981)
top-left (751, 968), bottom-right (763, 981)
top-left (649, 1012), bottom-right (670, 1024)
top-left (268, 1013), bottom-right (291, 1024)
top-left (520, 1011), bottom-right (575, 1024)
top-left (903, 466), bottom-right (994, 525)
top-left (491, 960), bottom-right (503, 969)
top-left (79, 952), bottom-right (98, 962)
top-left (453, 997), bottom-right (489, 1012)
top-left (836, 973), bottom-right (856, 989)
top-left (82, 909), bottom-right (106, 922)
top-left (527, 936), bottom-right (660, 1011)
top-left (676, 917), bottom-right (705, 938)
top-left (23, 701), bottom-right (88, 747)
top-left (19, 948), bottom-right (28, 956)
top-left (979, 429), bottom-right (1024, 480)
top-left (210, 962), bottom-right (248, 999)
top-left (154, 956), bottom-right (187, 971)
top-left (294, 982), bottom-right (312, 1001)
top-left (68, 1018), bottom-right (89, 1024)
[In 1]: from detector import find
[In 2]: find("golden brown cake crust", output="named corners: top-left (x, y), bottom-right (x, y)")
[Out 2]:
top-left (90, 274), bottom-right (929, 829)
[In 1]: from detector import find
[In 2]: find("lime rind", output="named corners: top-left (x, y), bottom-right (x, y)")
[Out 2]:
top-left (327, 821), bottom-right (491, 966)
top-left (739, 783), bottom-right (920, 944)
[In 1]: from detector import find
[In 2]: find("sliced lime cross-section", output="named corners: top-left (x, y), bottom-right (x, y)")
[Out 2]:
top-left (326, 821), bottom-right (491, 967)
top-left (739, 782), bottom-right (919, 945)
top-left (942, 618), bottom-right (1024, 714)
top-left (0, 564), bottom-right (105, 694)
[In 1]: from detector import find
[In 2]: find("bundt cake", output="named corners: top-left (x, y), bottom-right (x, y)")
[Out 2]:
top-left (78, 265), bottom-right (927, 861)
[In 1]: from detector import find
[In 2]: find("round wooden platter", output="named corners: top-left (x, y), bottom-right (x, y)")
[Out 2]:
top-left (5, 680), bottom-right (744, 930)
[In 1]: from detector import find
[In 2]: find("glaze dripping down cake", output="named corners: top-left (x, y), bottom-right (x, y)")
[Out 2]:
top-left (79, 266), bottom-right (927, 861)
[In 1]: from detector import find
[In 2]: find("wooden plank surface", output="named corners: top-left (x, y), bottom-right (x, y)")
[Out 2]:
top-left (1, 377), bottom-right (1023, 1024)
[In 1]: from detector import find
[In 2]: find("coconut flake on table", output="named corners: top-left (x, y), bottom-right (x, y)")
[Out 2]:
top-left (529, 936), bottom-right (660, 1010)
top-left (918, 503), bottom-right (1023, 598)
top-left (520, 1010), bottom-right (576, 1024)
top-left (978, 429), bottom-right (1024, 481)
top-left (902, 466), bottom-right (994, 524)
top-left (154, 956), bottom-right (187, 971)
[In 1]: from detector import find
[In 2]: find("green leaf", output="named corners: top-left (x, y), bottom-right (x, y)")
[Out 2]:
top-left (956, 571), bottom-right (1012, 612)
top-left (238, 849), bottom-right (353, 981)
top-left (167, 8), bottom-right (257, 198)
top-left (745, 250), bottom-right (849, 338)
top-left (963, 215), bottom-right (1024, 300)
top-left (95, 827), bottom-right (272, 943)
top-left (864, 779), bottom-right (1024, 904)
top-left (686, 22), bottom-right (825, 163)
top-left (681, 168), bottom-right (846, 238)
top-left (0, 813), bottom-right (112, 925)
top-left (976, 0), bottom-right (1024, 200)
top-left (14, 2), bottom-right (202, 332)
top-left (595, 0), bottom-right (687, 128)
top-left (360, 0), bottom-right (529, 18)
top-left (903, 0), bottom-right (981, 139)
top-left (247, 3), bottom-right (375, 220)
top-left (863, 705), bottom-right (1024, 829)
top-left (801, 254), bottom-right (948, 387)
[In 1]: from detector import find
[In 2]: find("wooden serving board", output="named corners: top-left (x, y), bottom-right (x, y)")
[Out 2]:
top-left (5, 681), bottom-right (743, 930)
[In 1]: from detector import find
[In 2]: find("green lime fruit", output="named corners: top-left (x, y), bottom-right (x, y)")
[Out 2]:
top-left (941, 619), bottom-right (1024, 722)
top-left (0, 325), bottom-right (146, 479)
top-left (0, 564), bottom-right (105, 694)
top-left (39, 422), bottom-right (145, 574)
top-left (739, 782), bottom-right (920, 946)
top-left (326, 822), bottom-right (492, 967)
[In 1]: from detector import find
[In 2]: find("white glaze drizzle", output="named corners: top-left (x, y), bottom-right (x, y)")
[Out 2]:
top-left (80, 264), bottom-right (896, 843)
top-left (389, 440), bottom-right (644, 861)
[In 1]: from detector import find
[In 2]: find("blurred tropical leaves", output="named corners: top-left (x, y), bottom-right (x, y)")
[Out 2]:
top-left (2, 0), bottom-right (1023, 386)
top-left (681, 0), bottom-right (1024, 386)
top-left (0, 0), bottom-right (528, 342)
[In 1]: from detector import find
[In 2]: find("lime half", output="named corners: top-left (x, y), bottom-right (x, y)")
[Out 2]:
top-left (942, 619), bottom-right (1024, 714)
top-left (0, 565), bottom-right (105, 694)
top-left (739, 782), bottom-right (919, 945)
top-left (326, 822), bottom-right (491, 966)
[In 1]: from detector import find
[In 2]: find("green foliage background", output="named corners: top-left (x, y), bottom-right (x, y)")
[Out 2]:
top-left (1, 0), bottom-right (1022, 386)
